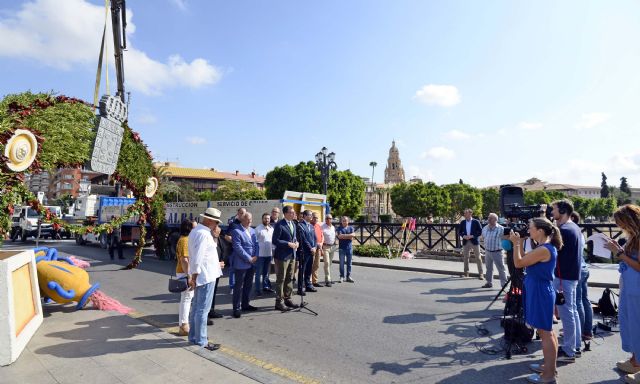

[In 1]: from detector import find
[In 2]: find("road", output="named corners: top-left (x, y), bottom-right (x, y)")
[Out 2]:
top-left (4, 239), bottom-right (628, 384)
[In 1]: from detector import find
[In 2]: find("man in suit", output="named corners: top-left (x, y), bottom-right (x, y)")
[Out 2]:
top-left (458, 209), bottom-right (484, 279)
top-left (230, 212), bottom-right (258, 318)
top-left (296, 210), bottom-right (317, 295)
top-left (225, 208), bottom-right (246, 294)
top-left (272, 205), bottom-right (300, 311)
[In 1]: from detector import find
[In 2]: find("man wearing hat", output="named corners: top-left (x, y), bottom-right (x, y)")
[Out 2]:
top-left (187, 207), bottom-right (224, 351)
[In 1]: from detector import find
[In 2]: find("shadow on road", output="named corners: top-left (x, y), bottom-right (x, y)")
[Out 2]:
top-left (383, 312), bottom-right (436, 324)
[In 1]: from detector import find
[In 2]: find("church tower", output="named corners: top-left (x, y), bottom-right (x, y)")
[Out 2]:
top-left (384, 140), bottom-right (405, 184)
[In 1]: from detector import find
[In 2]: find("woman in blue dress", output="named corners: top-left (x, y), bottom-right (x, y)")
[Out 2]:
top-left (605, 205), bottom-right (640, 384)
top-left (509, 218), bottom-right (562, 384)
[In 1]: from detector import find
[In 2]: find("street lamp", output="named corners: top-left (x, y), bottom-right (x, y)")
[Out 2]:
top-left (315, 147), bottom-right (337, 195)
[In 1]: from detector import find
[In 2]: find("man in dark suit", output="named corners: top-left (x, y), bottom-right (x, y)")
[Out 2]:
top-left (296, 210), bottom-right (317, 294)
top-left (230, 212), bottom-right (259, 318)
top-left (272, 205), bottom-right (300, 311)
top-left (458, 208), bottom-right (484, 279)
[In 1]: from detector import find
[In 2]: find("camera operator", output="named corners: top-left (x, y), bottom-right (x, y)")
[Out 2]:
top-left (551, 199), bottom-right (582, 362)
top-left (459, 209), bottom-right (484, 279)
top-left (480, 213), bottom-right (508, 289)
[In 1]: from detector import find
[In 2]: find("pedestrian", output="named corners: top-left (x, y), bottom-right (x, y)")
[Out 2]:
top-left (336, 216), bottom-right (355, 283)
top-left (230, 212), bottom-right (259, 318)
top-left (272, 205), bottom-right (300, 311)
top-left (480, 213), bottom-right (508, 289)
top-left (311, 212), bottom-right (324, 288)
top-left (270, 207), bottom-right (281, 225)
top-left (254, 212), bottom-right (275, 296)
top-left (175, 219), bottom-right (195, 336)
top-left (570, 211), bottom-right (593, 342)
top-left (550, 199), bottom-right (582, 362)
top-left (296, 210), bottom-right (317, 294)
top-left (225, 208), bottom-right (246, 295)
top-left (187, 208), bottom-right (223, 351)
top-left (108, 215), bottom-right (124, 260)
top-left (458, 209), bottom-right (483, 279)
top-left (321, 213), bottom-right (337, 287)
top-left (605, 205), bottom-right (640, 383)
top-left (208, 224), bottom-right (227, 323)
top-left (510, 218), bottom-right (562, 384)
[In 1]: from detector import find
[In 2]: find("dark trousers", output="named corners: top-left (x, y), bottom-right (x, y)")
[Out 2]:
top-left (209, 277), bottom-right (220, 315)
top-left (298, 252), bottom-right (314, 291)
top-left (232, 267), bottom-right (255, 311)
top-left (109, 236), bottom-right (123, 259)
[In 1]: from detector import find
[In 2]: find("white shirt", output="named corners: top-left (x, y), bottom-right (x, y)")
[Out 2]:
top-left (255, 224), bottom-right (274, 257)
top-left (188, 223), bottom-right (222, 286)
top-left (321, 223), bottom-right (336, 245)
top-left (465, 219), bottom-right (472, 236)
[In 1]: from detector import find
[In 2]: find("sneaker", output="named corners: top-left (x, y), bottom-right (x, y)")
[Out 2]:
top-left (339, 277), bottom-right (344, 283)
top-left (346, 277), bottom-right (355, 283)
top-left (618, 359), bottom-right (640, 374)
top-left (625, 372), bottom-right (640, 384)
top-left (481, 283), bottom-right (493, 288)
top-left (477, 275), bottom-right (484, 280)
top-left (574, 349), bottom-right (582, 358)
top-left (556, 348), bottom-right (575, 363)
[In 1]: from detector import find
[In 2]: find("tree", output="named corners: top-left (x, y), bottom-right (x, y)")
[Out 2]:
top-left (570, 196), bottom-right (595, 219)
top-left (197, 190), bottom-right (215, 201)
top-left (459, 179), bottom-right (464, 184)
top-left (480, 188), bottom-right (500, 218)
top-left (442, 183), bottom-right (482, 219)
top-left (592, 197), bottom-right (617, 221)
top-left (524, 190), bottom-right (551, 205)
top-left (601, 172), bottom-right (609, 198)
top-left (212, 180), bottom-right (266, 201)
top-left (390, 182), bottom-right (450, 218)
top-left (52, 193), bottom-right (75, 215)
top-left (264, 162), bottom-right (365, 217)
top-left (620, 177), bottom-right (631, 195)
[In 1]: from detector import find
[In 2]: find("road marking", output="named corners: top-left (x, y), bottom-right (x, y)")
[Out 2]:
top-left (127, 310), bottom-right (320, 384)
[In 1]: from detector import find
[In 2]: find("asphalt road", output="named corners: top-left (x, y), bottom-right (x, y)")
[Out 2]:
top-left (5, 239), bottom-right (629, 384)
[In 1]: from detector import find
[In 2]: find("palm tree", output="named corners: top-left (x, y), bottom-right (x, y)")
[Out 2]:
top-left (369, 161), bottom-right (377, 220)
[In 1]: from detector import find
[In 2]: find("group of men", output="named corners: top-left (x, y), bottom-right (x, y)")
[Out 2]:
top-left (460, 201), bottom-right (588, 361)
top-left (185, 204), bottom-right (357, 351)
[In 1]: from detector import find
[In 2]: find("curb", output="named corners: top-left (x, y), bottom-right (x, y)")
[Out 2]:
top-left (346, 259), bottom-right (619, 289)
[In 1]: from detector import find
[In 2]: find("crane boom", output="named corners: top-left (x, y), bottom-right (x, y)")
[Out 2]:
top-left (110, 0), bottom-right (127, 103)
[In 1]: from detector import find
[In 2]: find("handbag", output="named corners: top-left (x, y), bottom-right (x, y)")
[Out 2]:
top-left (168, 268), bottom-right (189, 293)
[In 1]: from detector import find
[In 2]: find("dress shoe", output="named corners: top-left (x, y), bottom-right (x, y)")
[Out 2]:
top-left (463, 272), bottom-right (469, 278)
top-left (275, 302), bottom-right (289, 311)
top-left (325, 281), bottom-right (332, 287)
top-left (263, 288), bottom-right (275, 293)
top-left (481, 283), bottom-right (493, 288)
top-left (232, 311), bottom-right (241, 318)
top-left (284, 299), bottom-right (299, 309)
top-left (296, 290), bottom-right (306, 296)
top-left (207, 319), bottom-right (214, 326)
top-left (204, 343), bottom-right (221, 351)
top-left (312, 283), bottom-right (323, 288)
top-left (242, 305), bottom-right (258, 311)
top-left (306, 287), bottom-right (318, 292)
top-left (208, 311), bottom-right (223, 319)
top-left (346, 277), bottom-right (355, 283)
top-left (255, 291), bottom-right (262, 297)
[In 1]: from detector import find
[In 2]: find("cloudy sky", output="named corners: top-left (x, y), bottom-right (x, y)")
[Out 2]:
top-left (1, 0), bottom-right (639, 188)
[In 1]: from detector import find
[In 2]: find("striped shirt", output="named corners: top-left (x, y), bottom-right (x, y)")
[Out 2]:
top-left (481, 224), bottom-right (504, 252)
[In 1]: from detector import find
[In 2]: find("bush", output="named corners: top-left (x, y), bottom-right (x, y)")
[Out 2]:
top-left (379, 214), bottom-right (392, 223)
top-left (354, 244), bottom-right (392, 258)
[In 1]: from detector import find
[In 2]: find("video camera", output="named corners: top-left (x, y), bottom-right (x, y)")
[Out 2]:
top-left (499, 185), bottom-right (553, 237)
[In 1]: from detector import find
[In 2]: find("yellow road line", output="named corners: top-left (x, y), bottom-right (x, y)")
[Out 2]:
top-left (127, 310), bottom-right (320, 384)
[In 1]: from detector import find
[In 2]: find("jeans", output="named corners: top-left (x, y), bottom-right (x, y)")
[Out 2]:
top-left (575, 267), bottom-right (593, 337)
top-left (254, 257), bottom-right (272, 294)
top-left (553, 278), bottom-right (580, 355)
top-left (188, 281), bottom-right (215, 347)
top-left (339, 247), bottom-right (353, 278)
top-left (177, 273), bottom-right (193, 325)
top-left (232, 267), bottom-right (255, 311)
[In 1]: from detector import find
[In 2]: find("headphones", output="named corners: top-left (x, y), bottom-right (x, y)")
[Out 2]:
top-left (556, 201), bottom-right (570, 215)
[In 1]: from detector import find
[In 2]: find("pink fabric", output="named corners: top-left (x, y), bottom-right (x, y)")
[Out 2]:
top-left (89, 290), bottom-right (133, 314)
top-left (68, 256), bottom-right (91, 269)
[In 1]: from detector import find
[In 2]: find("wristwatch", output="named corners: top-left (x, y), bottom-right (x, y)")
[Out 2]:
top-left (616, 250), bottom-right (625, 257)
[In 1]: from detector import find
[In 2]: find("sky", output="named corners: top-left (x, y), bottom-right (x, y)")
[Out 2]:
top-left (1, 0), bottom-right (640, 188)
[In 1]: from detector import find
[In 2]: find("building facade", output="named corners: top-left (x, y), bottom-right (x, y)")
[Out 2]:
top-left (155, 162), bottom-right (265, 194)
top-left (363, 141), bottom-right (406, 221)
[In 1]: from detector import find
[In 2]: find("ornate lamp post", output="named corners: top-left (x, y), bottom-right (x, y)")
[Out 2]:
top-left (315, 147), bottom-right (337, 195)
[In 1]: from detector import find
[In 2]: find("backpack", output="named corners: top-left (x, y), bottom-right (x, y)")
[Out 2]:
top-left (598, 288), bottom-right (618, 317)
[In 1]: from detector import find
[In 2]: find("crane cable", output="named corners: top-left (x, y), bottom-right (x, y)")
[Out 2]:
top-left (93, 0), bottom-right (111, 110)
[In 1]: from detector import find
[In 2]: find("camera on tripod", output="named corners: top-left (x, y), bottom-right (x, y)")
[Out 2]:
top-left (499, 185), bottom-right (553, 237)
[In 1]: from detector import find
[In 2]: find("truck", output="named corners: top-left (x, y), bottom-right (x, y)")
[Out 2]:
top-left (74, 196), bottom-right (146, 248)
top-left (11, 206), bottom-right (53, 241)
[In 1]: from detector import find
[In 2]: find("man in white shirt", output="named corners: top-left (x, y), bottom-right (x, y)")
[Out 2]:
top-left (254, 213), bottom-right (274, 296)
top-left (188, 208), bottom-right (224, 351)
top-left (321, 214), bottom-right (337, 287)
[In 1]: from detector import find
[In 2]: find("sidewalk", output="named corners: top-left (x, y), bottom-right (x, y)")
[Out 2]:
top-left (349, 255), bottom-right (620, 288)
top-left (0, 303), bottom-right (258, 384)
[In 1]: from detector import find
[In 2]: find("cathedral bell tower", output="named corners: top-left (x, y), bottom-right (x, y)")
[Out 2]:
top-left (384, 140), bottom-right (405, 184)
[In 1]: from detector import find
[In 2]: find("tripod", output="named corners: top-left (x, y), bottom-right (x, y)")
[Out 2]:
top-left (292, 250), bottom-right (318, 316)
top-left (487, 277), bottom-right (511, 310)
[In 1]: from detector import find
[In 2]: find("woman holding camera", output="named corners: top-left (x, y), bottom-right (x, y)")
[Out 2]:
top-left (605, 205), bottom-right (640, 383)
top-left (510, 218), bottom-right (563, 384)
